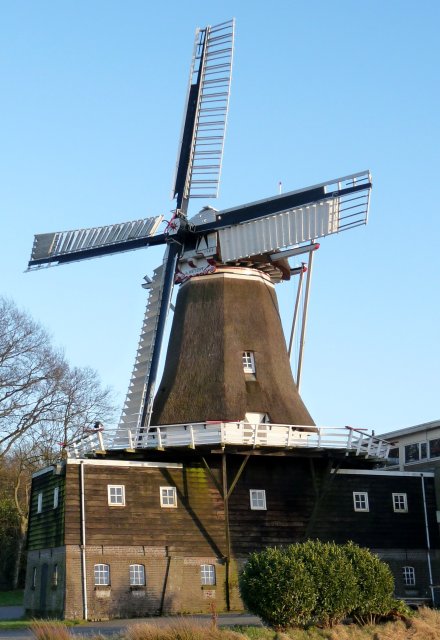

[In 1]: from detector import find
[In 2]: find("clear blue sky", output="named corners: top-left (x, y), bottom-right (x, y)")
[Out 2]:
top-left (1, 1), bottom-right (439, 434)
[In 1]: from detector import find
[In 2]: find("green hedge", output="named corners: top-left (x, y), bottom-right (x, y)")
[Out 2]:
top-left (239, 541), bottom-right (405, 630)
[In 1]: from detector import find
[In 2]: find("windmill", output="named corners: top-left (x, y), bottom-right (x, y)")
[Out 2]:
top-left (27, 19), bottom-right (372, 445)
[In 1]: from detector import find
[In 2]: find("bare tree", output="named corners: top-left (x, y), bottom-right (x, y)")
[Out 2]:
top-left (0, 296), bottom-right (117, 587)
top-left (0, 297), bottom-right (66, 456)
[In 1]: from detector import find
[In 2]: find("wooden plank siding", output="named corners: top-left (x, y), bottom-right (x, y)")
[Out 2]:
top-left (56, 455), bottom-right (440, 558)
top-left (64, 462), bottom-right (226, 556)
top-left (28, 469), bottom-right (65, 550)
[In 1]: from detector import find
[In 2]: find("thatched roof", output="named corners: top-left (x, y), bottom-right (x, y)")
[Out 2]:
top-left (152, 268), bottom-right (314, 426)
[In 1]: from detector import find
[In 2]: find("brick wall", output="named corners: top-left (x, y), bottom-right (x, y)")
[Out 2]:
top-left (65, 545), bottom-right (231, 619)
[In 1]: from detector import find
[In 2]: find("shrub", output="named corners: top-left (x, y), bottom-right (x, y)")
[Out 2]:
top-left (239, 541), bottom-right (406, 630)
top-left (289, 541), bottom-right (358, 627)
top-left (343, 542), bottom-right (396, 624)
top-left (239, 546), bottom-right (316, 630)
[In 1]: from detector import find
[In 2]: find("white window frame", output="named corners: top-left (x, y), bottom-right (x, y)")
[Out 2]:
top-left (242, 351), bottom-right (256, 374)
top-left (94, 563), bottom-right (110, 586)
top-left (403, 566), bottom-right (416, 586)
top-left (107, 485), bottom-right (125, 506)
top-left (250, 489), bottom-right (267, 510)
top-left (53, 487), bottom-right (59, 509)
top-left (160, 486), bottom-right (177, 508)
top-left (353, 491), bottom-right (369, 512)
top-left (37, 492), bottom-right (43, 514)
top-left (201, 564), bottom-right (216, 586)
top-left (129, 564), bottom-right (146, 586)
top-left (393, 493), bottom-right (408, 513)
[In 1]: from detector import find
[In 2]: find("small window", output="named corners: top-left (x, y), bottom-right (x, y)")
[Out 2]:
top-left (129, 564), bottom-right (145, 586)
top-left (108, 485), bottom-right (125, 506)
top-left (420, 442), bottom-right (428, 460)
top-left (353, 492), bottom-right (369, 512)
top-left (52, 564), bottom-right (58, 587)
top-left (403, 566), bottom-right (415, 586)
top-left (242, 351), bottom-right (256, 374)
top-left (37, 492), bottom-right (43, 514)
top-left (53, 487), bottom-right (59, 509)
top-left (393, 493), bottom-right (408, 512)
top-left (160, 486), bottom-right (177, 508)
top-left (405, 443), bottom-right (419, 463)
top-left (201, 564), bottom-right (216, 586)
top-left (32, 567), bottom-right (37, 588)
top-left (387, 447), bottom-right (400, 465)
top-left (94, 563), bottom-right (110, 586)
top-left (250, 489), bottom-right (266, 510)
top-left (429, 438), bottom-right (440, 459)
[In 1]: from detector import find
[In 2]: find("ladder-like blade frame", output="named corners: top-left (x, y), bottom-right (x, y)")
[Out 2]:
top-left (209, 171), bottom-right (372, 262)
top-left (114, 256), bottom-right (169, 446)
top-left (27, 216), bottom-right (164, 269)
top-left (173, 19), bottom-right (234, 210)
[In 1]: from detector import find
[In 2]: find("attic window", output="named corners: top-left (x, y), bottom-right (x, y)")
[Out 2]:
top-left (242, 351), bottom-right (255, 374)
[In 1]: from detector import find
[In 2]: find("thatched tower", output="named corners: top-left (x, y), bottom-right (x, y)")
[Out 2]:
top-left (152, 267), bottom-right (314, 426)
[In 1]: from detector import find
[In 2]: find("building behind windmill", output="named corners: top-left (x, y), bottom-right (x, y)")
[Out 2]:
top-left (23, 20), bottom-right (440, 619)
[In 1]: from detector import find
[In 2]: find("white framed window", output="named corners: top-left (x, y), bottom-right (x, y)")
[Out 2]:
top-left (129, 564), bottom-right (145, 586)
top-left (108, 485), bottom-right (125, 506)
top-left (37, 492), bottom-right (43, 514)
top-left (353, 492), bottom-right (369, 512)
top-left (242, 351), bottom-right (256, 374)
top-left (250, 489), bottom-right (266, 510)
top-left (53, 487), bottom-right (59, 509)
top-left (94, 563), bottom-right (110, 586)
top-left (393, 493), bottom-right (408, 512)
top-left (403, 566), bottom-right (415, 586)
top-left (201, 564), bottom-right (216, 586)
top-left (160, 486), bottom-right (177, 508)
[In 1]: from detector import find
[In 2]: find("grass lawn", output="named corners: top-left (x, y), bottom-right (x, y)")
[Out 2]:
top-left (0, 590), bottom-right (24, 606)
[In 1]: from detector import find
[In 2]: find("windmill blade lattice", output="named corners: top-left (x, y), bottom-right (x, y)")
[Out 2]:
top-left (28, 216), bottom-right (163, 269)
top-left (115, 252), bottom-right (170, 444)
top-left (173, 19), bottom-right (234, 207)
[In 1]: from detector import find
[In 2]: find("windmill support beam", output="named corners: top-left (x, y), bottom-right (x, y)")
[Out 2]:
top-left (296, 245), bottom-right (315, 390)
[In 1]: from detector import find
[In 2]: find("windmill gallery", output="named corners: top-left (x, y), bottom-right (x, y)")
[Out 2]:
top-left (24, 21), bottom-right (440, 619)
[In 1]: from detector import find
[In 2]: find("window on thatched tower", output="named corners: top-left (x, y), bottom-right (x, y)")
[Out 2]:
top-left (242, 351), bottom-right (255, 373)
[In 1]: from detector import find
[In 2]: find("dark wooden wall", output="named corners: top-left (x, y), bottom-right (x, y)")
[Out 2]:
top-left (27, 469), bottom-right (65, 550)
top-left (50, 455), bottom-right (440, 557)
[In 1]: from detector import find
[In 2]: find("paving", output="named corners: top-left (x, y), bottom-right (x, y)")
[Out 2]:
top-left (0, 611), bottom-right (262, 639)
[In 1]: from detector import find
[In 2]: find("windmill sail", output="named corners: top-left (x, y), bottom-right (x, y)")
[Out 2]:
top-left (216, 171), bottom-right (372, 261)
top-left (173, 19), bottom-right (234, 207)
top-left (114, 251), bottom-right (170, 445)
top-left (28, 216), bottom-right (163, 269)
